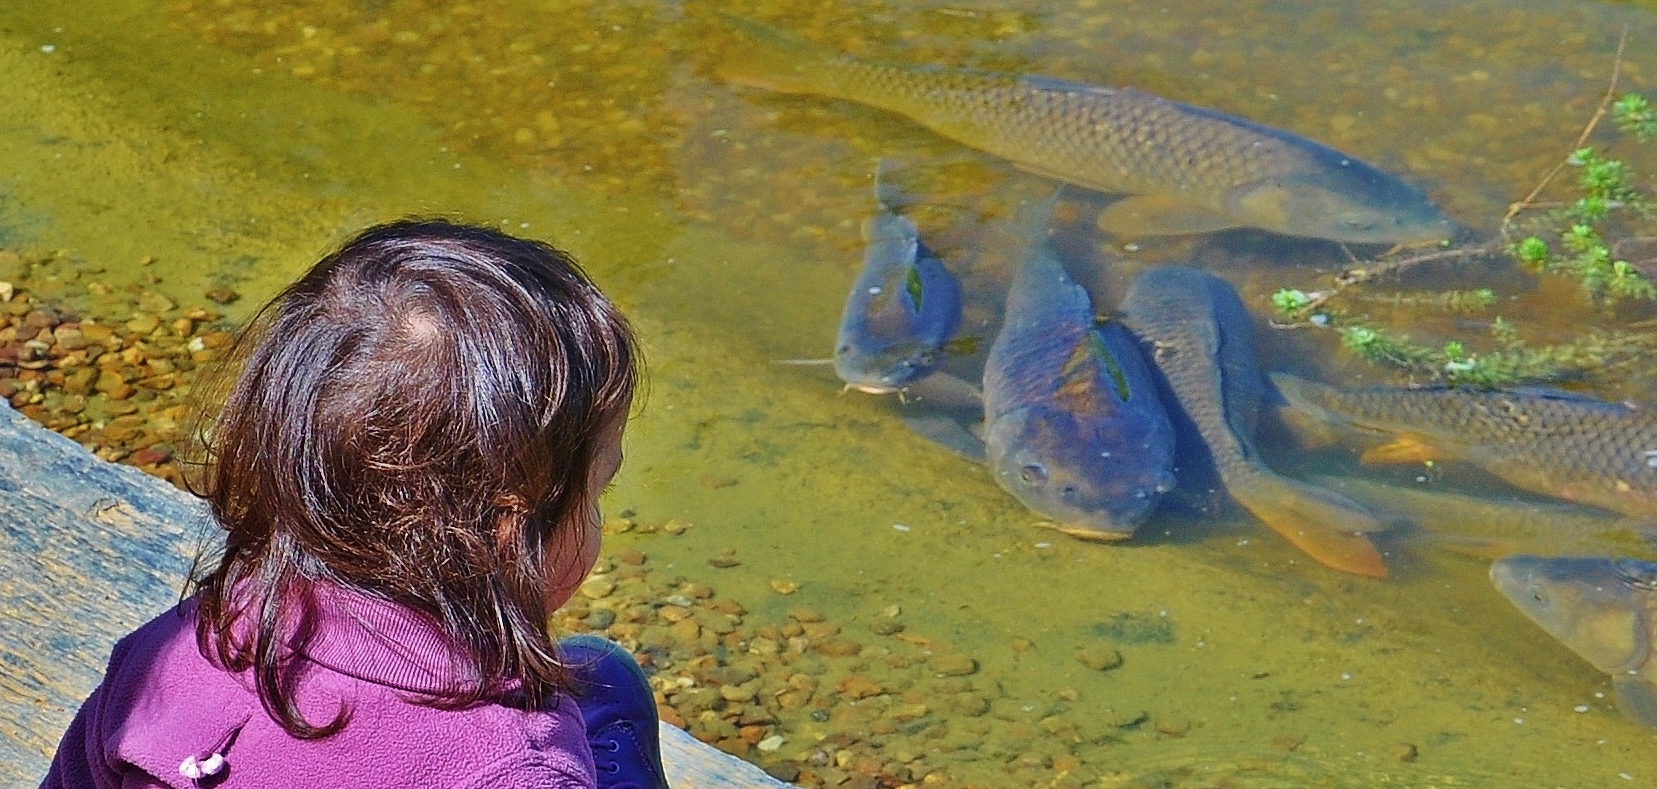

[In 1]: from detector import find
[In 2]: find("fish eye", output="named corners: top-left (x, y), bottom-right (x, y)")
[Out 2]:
top-left (1020, 463), bottom-right (1048, 485)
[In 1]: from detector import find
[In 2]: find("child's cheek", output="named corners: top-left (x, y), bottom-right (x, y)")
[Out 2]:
top-left (543, 505), bottom-right (602, 612)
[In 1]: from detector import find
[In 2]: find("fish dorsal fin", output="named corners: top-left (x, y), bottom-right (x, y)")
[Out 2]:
top-left (1096, 194), bottom-right (1243, 237)
top-left (1614, 676), bottom-right (1657, 729)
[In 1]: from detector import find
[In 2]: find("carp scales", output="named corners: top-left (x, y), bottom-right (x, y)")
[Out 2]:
top-left (1273, 375), bottom-right (1657, 519)
top-left (834, 163), bottom-right (964, 394)
top-left (982, 197), bottom-right (1176, 539)
top-left (1491, 554), bottom-right (1657, 729)
top-left (716, 15), bottom-right (1455, 244)
top-left (1118, 267), bottom-right (1388, 577)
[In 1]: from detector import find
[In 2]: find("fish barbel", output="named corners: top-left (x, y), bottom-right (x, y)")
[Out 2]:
top-left (833, 161), bottom-right (964, 394)
top-left (982, 197), bottom-right (1176, 539)
top-left (1491, 554), bottom-right (1657, 729)
top-left (1118, 267), bottom-right (1388, 577)
top-left (1273, 375), bottom-right (1657, 519)
top-left (717, 15), bottom-right (1455, 244)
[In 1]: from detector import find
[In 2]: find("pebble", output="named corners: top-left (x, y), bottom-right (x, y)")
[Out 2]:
top-left (1075, 644), bottom-right (1124, 672)
top-left (930, 654), bottom-right (979, 676)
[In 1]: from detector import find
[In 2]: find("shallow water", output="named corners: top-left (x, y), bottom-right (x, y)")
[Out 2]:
top-left (7, 0), bottom-right (1657, 785)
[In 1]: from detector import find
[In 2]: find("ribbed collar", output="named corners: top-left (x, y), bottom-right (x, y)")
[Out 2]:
top-left (294, 584), bottom-right (475, 696)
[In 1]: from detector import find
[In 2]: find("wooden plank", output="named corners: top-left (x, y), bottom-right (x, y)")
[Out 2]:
top-left (0, 401), bottom-right (793, 788)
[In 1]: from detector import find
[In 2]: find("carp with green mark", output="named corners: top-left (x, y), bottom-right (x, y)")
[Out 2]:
top-left (834, 162), bottom-right (964, 394)
top-left (1118, 267), bottom-right (1389, 577)
top-left (982, 197), bottom-right (1176, 539)
top-left (1491, 554), bottom-right (1657, 729)
top-left (717, 14), bottom-right (1455, 244)
top-left (1273, 375), bottom-right (1657, 519)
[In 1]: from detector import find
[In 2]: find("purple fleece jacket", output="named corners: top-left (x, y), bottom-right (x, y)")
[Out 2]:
top-left (40, 586), bottom-right (595, 789)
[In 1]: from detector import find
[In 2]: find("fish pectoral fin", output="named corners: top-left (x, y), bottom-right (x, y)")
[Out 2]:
top-left (902, 372), bottom-right (984, 410)
top-left (1232, 473), bottom-right (1390, 578)
top-left (1095, 195), bottom-right (1243, 237)
top-left (900, 414), bottom-right (987, 463)
top-left (1359, 435), bottom-right (1443, 465)
top-left (1614, 676), bottom-right (1657, 729)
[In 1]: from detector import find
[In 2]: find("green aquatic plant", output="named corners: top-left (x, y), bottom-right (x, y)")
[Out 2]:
top-left (1614, 93), bottom-right (1657, 143)
top-left (1328, 318), bottom-right (1657, 387)
top-left (1269, 43), bottom-right (1657, 387)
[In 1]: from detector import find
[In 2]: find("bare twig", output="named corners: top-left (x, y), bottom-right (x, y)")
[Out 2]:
top-left (1501, 25), bottom-right (1630, 229)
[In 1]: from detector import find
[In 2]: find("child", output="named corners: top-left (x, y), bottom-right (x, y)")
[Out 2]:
top-left (41, 220), bottom-right (669, 789)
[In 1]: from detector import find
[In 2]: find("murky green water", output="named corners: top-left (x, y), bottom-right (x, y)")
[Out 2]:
top-left (7, 0), bottom-right (1657, 785)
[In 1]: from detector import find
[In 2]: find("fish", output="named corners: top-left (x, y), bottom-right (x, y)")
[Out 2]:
top-left (1117, 267), bottom-right (1389, 577)
top-left (1490, 554), bottom-right (1657, 729)
top-left (1272, 375), bottom-right (1657, 519)
top-left (982, 196), bottom-right (1177, 540)
top-left (833, 163), bottom-right (964, 394)
top-left (1312, 475), bottom-right (1657, 560)
top-left (716, 15), bottom-right (1455, 244)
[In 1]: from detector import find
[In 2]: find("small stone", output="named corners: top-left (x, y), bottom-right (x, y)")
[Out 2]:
top-left (668, 618), bottom-right (701, 642)
top-left (815, 637), bottom-right (862, 657)
top-left (657, 605), bottom-right (691, 622)
top-left (616, 547), bottom-right (645, 565)
top-left (719, 684), bottom-right (757, 703)
top-left (869, 620), bottom-right (904, 636)
top-left (137, 291), bottom-right (175, 314)
top-left (1076, 644), bottom-right (1124, 672)
top-left (583, 609), bottom-right (616, 629)
top-left (125, 315), bottom-right (159, 335)
top-left (662, 519), bottom-right (691, 535)
top-left (888, 703), bottom-right (928, 722)
top-left (580, 577), bottom-right (616, 599)
top-left (768, 579), bottom-right (800, 595)
top-left (205, 288), bottom-right (240, 305)
top-left (930, 654), bottom-right (978, 676)
top-left (762, 763), bottom-right (799, 782)
top-left (788, 608), bottom-right (825, 623)
top-left (836, 675), bottom-right (884, 700)
top-left (1394, 742), bottom-right (1418, 763)
top-left (756, 734), bottom-right (785, 753)
top-left (708, 556), bottom-right (742, 569)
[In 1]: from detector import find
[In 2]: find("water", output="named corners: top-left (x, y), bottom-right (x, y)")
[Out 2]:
top-left (5, 0), bottom-right (1657, 785)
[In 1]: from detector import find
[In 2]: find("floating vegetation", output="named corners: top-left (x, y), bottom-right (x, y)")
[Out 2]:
top-left (1270, 30), bottom-right (1657, 388)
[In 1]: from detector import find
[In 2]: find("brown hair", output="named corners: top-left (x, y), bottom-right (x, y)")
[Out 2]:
top-left (190, 219), bottom-right (638, 738)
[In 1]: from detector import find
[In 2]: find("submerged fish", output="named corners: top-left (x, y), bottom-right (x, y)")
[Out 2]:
top-left (982, 198), bottom-right (1176, 539)
top-left (1118, 268), bottom-right (1388, 577)
top-left (834, 163), bottom-right (964, 394)
top-left (1273, 375), bottom-right (1657, 519)
top-left (1491, 554), bottom-right (1657, 729)
top-left (1313, 475), bottom-right (1657, 560)
top-left (717, 15), bottom-right (1455, 244)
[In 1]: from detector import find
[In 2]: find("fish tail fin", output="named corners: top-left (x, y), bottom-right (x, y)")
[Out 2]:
top-left (1231, 471), bottom-right (1390, 578)
top-left (714, 13), bottom-right (839, 94)
top-left (1266, 373), bottom-right (1346, 449)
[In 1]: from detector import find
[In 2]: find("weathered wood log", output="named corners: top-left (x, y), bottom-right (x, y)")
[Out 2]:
top-left (0, 401), bottom-right (792, 788)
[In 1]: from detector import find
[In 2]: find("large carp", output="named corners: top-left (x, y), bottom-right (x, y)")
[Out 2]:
top-left (1273, 375), bottom-right (1657, 519)
top-left (1491, 554), bottom-right (1657, 729)
top-left (717, 15), bottom-right (1455, 245)
top-left (833, 163), bottom-right (964, 394)
top-left (982, 198), bottom-right (1176, 539)
top-left (1119, 267), bottom-right (1388, 577)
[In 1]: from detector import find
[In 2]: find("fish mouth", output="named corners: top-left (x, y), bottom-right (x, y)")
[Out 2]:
top-left (1036, 521), bottom-right (1136, 542)
top-left (846, 382), bottom-right (900, 395)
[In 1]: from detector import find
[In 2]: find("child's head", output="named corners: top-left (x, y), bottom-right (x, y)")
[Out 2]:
top-left (194, 219), bottom-right (637, 736)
